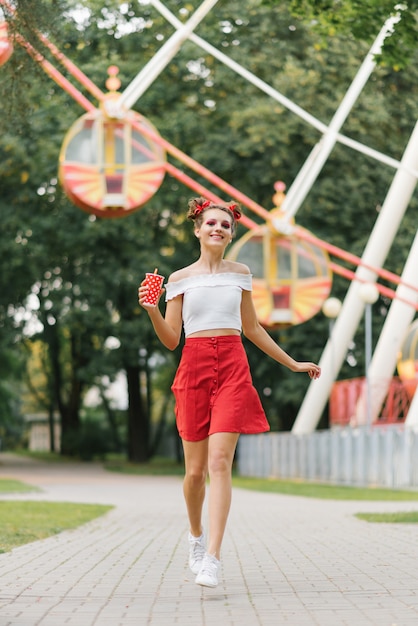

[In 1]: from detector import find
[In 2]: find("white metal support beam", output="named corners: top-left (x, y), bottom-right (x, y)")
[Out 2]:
top-left (149, 1), bottom-right (417, 180)
top-left (278, 13), bottom-right (401, 221)
top-left (353, 230), bottom-right (418, 425)
top-left (115, 0), bottom-right (220, 112)
top-left (292, 121), bottom-right (418, 435)
top-left (405, 384), bottom-right (418, 427)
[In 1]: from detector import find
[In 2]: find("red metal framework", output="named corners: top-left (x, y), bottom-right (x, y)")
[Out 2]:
top-left (329, 377), bottom-right (415, 426)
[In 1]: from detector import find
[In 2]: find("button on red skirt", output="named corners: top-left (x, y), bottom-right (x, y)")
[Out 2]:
top-left (171, 336), bottom-right (270, 442)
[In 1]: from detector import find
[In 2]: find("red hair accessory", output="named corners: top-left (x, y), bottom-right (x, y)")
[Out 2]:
top-left (193, 199), bottom-right (211, 216)
top-left (230, 204), bottom-right (241, 220)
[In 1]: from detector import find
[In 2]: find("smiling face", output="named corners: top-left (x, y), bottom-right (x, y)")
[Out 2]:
top-left (194, 208), bottom-right (234, 248)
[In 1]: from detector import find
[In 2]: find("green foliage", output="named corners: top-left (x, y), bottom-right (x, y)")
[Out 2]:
top-left (60, 417), bottom-right (119, 460)
top-left (3, 0), bottom-right (67, 32)
top-left (0, 326), bottom-right (26, 448)
top-left (263, 0), bottom-right (418, 69)
top-left (0, 0), bottom-right (417, 443)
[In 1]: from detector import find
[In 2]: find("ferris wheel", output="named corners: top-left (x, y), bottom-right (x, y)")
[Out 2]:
top-left (1, 0), bottom-right (418, 430)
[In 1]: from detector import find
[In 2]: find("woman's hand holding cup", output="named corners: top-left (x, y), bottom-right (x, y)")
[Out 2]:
top-left (138, 268), bottom-right (164, 309)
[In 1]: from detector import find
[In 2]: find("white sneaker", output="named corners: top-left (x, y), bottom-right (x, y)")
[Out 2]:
top-left (195, 553), bottom-right (220, 588)
top-left (188, 531), bottom-right (206, 574)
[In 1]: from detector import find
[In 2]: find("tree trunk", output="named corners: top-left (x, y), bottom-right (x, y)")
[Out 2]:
top-left (126, 364), bottom-right (149, 462)
top-left (48, 404), bottom-right (55, 453)
top-left (60, 376), bottom-right (82, 455)
top-left (99, 383), bottom-right (122, 452)
top-left (57, 331), bottom-right (83, 455)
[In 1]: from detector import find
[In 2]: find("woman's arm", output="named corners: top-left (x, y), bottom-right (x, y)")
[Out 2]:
top-left (138, 281), bottom-right (183, 351)
top-left (241, 290), bottom-right (321, 379)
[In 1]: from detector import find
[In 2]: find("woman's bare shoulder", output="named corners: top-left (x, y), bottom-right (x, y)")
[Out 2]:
top-left (168, 261), bottom-right (250, 282)
top-left (224, 260), bottom-right (251, 275)
top-left (167, 265), bottom-right (197, 283)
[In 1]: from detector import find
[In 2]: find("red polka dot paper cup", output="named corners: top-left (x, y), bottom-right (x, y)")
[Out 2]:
top-left (144, 272), bottom-right (164, 305)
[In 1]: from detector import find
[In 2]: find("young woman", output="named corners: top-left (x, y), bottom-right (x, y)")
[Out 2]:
top-left (138, 197), bottom-right (321, 588)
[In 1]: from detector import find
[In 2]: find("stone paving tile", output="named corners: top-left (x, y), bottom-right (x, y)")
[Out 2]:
top-left (1, 453), bottom-right (418, 625)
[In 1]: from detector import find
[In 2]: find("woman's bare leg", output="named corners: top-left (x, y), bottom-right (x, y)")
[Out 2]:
top-left (206, 432), bottom-right (240, 559)
top-left (182, 438), bottom-right (208, 537)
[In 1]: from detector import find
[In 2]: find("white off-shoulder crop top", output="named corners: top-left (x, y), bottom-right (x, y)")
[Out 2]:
top-left (165, 273), bottom-right (252, 336)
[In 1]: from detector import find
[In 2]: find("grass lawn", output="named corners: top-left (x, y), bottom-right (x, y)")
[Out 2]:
top-left (0, 501), bottom-right (113, 552)
top-left (105, 456), bottom-right (185, 476)
top-left (355, 511), bottom-right (418, 523)
top-left (231, 476), bottom-right (418, 501)
top-left (0, 478), bottom-right (40, 493)
top-left (0, 477), bottom-right (112, 553)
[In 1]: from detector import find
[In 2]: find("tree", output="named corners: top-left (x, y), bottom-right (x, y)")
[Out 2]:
top-left (263, 0), bottom-right (418, 69)
top-left (1, 0), bottom-right (417, 447)
top-left (0, 328), bottom-right (26, 448)
top-left (1, 0), bottom-right (180, 458)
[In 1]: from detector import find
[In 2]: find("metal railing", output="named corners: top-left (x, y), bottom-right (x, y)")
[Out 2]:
top-left (329, 377), bottom-right (414, 426)
top-left (237, 425), bottom-right (418, 488)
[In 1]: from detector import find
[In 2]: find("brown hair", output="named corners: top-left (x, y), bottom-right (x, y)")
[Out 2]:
top-left (187, 197), bottom-right (242, 235)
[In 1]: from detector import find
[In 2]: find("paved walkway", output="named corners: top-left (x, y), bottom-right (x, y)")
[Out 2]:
top-left (0, 453), bottom-right (418, 626)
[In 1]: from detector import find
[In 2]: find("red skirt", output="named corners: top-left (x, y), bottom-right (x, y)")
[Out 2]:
top-left (171, 336), bottom-right (270, 442)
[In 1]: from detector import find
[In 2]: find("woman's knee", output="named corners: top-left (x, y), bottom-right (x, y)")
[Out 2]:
top-left (184, 465), bottom-right (207, 488)
top-left (208, 449), bottom-right (231, 476)
top-left (208, 434), bottom-right (238, 476)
